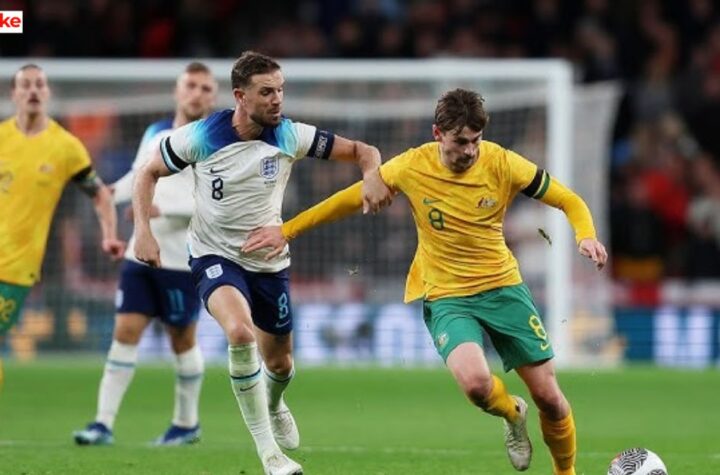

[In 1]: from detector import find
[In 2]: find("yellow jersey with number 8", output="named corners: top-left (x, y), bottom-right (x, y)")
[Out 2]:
top-left (380, 141), bottom-right (543, 302)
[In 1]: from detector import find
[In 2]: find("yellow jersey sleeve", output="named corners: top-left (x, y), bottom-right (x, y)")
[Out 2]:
top-left (281, 181), bottom-right (363, 240)
top-left (64, 134), bottom-right (93, 179)
top-left (506, 148), bottom-right (596, 243)
top-left (281, 151), bottom-right (412, 240)
top-left (377, 150), bottom-right (409, 191)
top-left (538, 177), bottom-right (597, 243)
top-left (506, 149), bottom-right (541, 195)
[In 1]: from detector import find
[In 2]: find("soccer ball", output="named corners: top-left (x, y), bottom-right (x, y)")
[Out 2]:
top-left (607, 448), bottom-right (668, 475)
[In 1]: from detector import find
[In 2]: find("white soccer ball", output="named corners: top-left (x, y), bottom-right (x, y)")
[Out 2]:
top-left (607, 448), bottom-right (668, 475)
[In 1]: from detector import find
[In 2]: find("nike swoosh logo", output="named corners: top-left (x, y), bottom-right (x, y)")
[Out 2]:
top-left (422, 198), bottom-right (440, 205)
top-left (275, 320), bottom-right (291, 329)
top-left (540, 342), bottom-right (550, 351)
top-left (236, 382), bottom-right (259, 392)
top-left (209, 167), bottom-right (220, 174)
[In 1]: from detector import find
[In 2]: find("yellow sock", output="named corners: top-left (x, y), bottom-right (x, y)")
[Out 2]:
top-left (540, 410), bottom-right (576, 475)
top-left (484, 375), bottom-right (520, 422)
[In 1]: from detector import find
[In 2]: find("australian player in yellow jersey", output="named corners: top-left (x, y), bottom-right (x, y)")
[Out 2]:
top-left (0, 64), bottom-right (125, 385)
top-left (243, 88), bottom-right (608, 475)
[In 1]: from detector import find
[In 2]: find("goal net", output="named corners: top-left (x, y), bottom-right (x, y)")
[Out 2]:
top-left (0, 59), bottom-right (618, 367)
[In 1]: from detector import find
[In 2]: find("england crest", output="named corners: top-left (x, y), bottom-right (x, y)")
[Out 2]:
top-left (260, 156), bottom-right (279, 179)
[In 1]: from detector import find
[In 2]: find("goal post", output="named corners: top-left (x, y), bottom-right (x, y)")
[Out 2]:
top-left (0, 59), bottom-right (616, 367)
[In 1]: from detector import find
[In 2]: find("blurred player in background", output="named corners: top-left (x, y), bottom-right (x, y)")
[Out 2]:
top-left (133, 51), bottom-right (392, 475)
top-left (0, 64), bottom-right (124, 388)
top-left (73, 62), bottom-right (218, 446)
top-left (243, 88), bottom-right (608, 475)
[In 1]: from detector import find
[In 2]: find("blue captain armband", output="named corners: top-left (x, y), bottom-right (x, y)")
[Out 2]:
top-left (307, 129), bottom-right (335, 160)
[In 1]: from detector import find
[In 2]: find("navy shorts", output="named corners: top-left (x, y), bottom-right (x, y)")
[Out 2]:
top-left (116, 260), bottom-right (200, 327)
top-left (190, 255), bottom-right (293, 335)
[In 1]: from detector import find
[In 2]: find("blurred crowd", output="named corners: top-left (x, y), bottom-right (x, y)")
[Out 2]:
top-left (2, 0), bottom-right (720, 281)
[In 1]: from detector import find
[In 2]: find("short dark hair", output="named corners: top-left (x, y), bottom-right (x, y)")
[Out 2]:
top-left (231, 51), bottom-right (281, 89)
top-left (184, 61), bottom-right (211, 75)
top-left (434, 88), bottom-right (489, 134)
top-left (11, 63), bottom-right (43, 89)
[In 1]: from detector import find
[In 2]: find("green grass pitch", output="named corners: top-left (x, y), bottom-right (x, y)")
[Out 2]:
top-left (0, 361), bottom-right (718, 474)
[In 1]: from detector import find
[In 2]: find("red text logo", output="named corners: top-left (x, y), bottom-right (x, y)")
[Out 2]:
top-left (0, 11), bottom-right (23, 33)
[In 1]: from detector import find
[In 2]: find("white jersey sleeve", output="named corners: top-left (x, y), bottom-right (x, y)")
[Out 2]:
top-left (120, 118), bottom-right (195, 271)
top-left (290, 121), bottom-right (334, 161)
top-left (159, 120), bottom-right (208, 172)
top-left (114, 119), bottom-right (174, 203)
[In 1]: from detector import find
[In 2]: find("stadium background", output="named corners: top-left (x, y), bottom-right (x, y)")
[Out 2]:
top-left (1, 0), bottom-right (718, 368)
top-left (1, 1), bottom-right (719, 474)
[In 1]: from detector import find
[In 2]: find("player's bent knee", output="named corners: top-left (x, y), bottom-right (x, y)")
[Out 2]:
top-left (460, 374), bottom-right (494, 407)
top-left (225, 321), bottom-right (256, 345)
top-left (168, 326), bottom-right (197, 354)
top-left (113, 327), bottom-right (144, 345)
top-left (264, 354), bottom-right (293, 375)
top-left (113, 313), bottom-right (150, 344)
top-left (170, 335), bottom-right (196, 354)
top-left (531, 387), bottom-right (568, 418)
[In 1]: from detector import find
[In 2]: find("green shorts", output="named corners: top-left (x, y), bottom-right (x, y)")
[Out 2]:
top-left (422, 283), bottom-right (554, 372)
top-left (0, 281), bottom-right (31, 335)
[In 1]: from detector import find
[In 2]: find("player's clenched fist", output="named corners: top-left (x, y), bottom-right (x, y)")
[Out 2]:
top-left (102, 238), bottom-right (126, 261)
top-left (134, 232), bottom-right (162, 267)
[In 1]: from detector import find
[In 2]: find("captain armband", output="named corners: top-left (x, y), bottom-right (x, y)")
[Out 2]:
top-left (72, 166), bottom-right (103, 197)
top-left (521, 168), bottom-right (551, 200)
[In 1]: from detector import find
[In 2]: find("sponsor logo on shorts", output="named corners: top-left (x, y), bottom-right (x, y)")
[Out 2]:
top-left (422, 197), bottom-right (441, 205)
top-left (206, 264), bottom-right (223, 279)
top-left (436, 332), bottom-right (449, 349)
top-left (540, 342), bottom-right (550, 351)
top-left (275, 320), bottom-right (291, 329)
top-left (0, 295), bottom-right (17, 327)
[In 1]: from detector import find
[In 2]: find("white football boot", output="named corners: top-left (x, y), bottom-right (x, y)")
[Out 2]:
top-left (261, 451), bottom-right (303, 475)
top-left (269, 401), bottom-right (300, 450)
top-left (503, 396), bottom-right (532, 471)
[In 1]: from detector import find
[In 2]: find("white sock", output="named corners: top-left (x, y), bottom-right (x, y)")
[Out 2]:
top-left (96, 340), bottom-right (138, 429)
top-left (263, 363), bottom-right (295, 412)
top-left (228, 343), bottom-right (278, 456)
top-left (172, 345), bottom-right (204, 428)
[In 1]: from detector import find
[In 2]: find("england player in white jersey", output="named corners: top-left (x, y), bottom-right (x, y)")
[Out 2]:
top-left (133, 51), bottom-right (393, 475)
top-left (74, 63), bottom-right (218, 447)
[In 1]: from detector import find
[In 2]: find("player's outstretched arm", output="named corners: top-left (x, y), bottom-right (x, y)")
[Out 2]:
top-left (93, 184), bottom-right (126, 260)
top-left (537, 176), bottom-right (608, 269)
top-left (132, 153), bottom-right (173, 267)
top-left (328, 136), bottom-right (393, 214)
top-left (72, 167), bottom-right (125, 260)
top-left (243, 181), bottom-right (365, 259)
